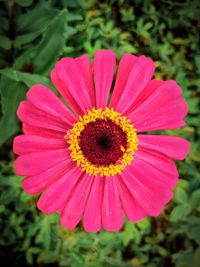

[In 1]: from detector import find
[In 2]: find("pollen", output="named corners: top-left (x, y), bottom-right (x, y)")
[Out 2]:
top-left (67, 108), bottom-right (138, 177)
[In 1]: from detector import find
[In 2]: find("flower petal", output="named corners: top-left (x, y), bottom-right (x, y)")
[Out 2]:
top-left (23, 123), bottom-right (64, 139)
top-left (52, 57), bottom-right (93, 115)
top-left (75, 55), bottom-right (95, 107)
top-left (121, 163), bottom-right (172, 216)
top-left (116, 175), bottom-right (146, 222)
top-left (131, 158), bottom-right (174, 198)
top-left (133, 98), bottom-right (188, 132)
top-left (51, 69), bottom-right (82, 115)
top-left (126, 79), bottom-right (164, 112)
top-left (102, 177), bottom-right (123, 231)
top-left (128, 80), bottom-right (181, 119)
top-left (134, 148), bottom-right (178, 188)
top-left (60, 174), bottom-right (94, 230)
top-left (17, 101), bottom-right (68, 133)
top-left (138, 135), bottom-right (190, 160)
top-left (109, 53), bottom-right (137, 108)
top-left (111, 55), bottom-right (155, 114)
top-left (13, 135), bottom-right (65, 155)
top-left (127, 80), bottom-right (188, 132)
top-left (83, 176), bottom-right (104, 232)
top-left (27, 84), bottom-right (77, 124)
top-left (37, 166), bottom-right (82, 214)
top-left (133, 155), bottom-right (177, 189)
top-left (22, 158), bottom-right (74, 194)
top-left (94, 50), bottom-right (116, 109)
top-left (15, 148), bottom-right (68, 176)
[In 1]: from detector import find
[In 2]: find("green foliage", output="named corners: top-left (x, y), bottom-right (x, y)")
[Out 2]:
top-left (0, 76), bottom-right (26, 145)
top-left (0, 0), bottom-right (199, 266)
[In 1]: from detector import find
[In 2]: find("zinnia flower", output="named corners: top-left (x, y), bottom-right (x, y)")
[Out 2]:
top-left (13, 50), bottom-right (190, 232)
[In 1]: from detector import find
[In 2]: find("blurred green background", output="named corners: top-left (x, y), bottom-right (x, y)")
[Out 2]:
top-left (0, 0), bottom-right (200, 266)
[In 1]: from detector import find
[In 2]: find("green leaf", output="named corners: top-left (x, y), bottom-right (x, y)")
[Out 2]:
top-left (193, 247), bottom-right (200, 267)
top-left (0, 68), bottom-right (53, 89)
top-left (16, 5), bottom-right (58, 32)
top-left (65, 12), bottom-right (83, 22)
top-left (187, 97), bottom-right (199, 114)
top-left (190, 189), bottom-right (200, 209)
top-left (122, 221), bottom-right (135, 246)
top-left (26, 247), bottom-right (40, 265)
top-left (170, 204), bottom-right (191, 222)
top-left (15, 9), bottom-right (68, 75)
top-left (32, 9), bottom-right (68, 74)
top-left (20, 192), bottom-right (32, 203)
top-left (189, 142), bottom-right (200, 162)
top-left (0, 176), bottom-right (22, 187)
top-left (0, 204), bottom-right (5, 213)
top-left (35, 218), bottom-right (51, 249)
top-left (0, 188), bottom-right (19, 205)
top-left (188, 222), bottom-right (200, 245)
top-left (173, 250), bottom-right (194, 267)
top-left (137, 218), bottom-right (150, 231)
top-left (0, 76), bottom-right (26, 146)
top-left (174, 188), bottom-right (188, 204)
top-left (0, 35), bottom-right (12, 50)
top-left (15, 6), bottom-right (59, 47)
top-left (195, 55), bottom-right (200, 74)
top-left (37, 250), bottom-right (59, 264)
top-left (15, 0), bottom-right (33, 7)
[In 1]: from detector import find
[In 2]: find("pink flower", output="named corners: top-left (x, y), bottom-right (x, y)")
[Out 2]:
top-left (13, 50), bottom-right (190, 232)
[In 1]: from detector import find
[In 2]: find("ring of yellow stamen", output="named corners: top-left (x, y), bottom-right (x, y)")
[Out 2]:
top-left (66, 108), bottom-right (138, 177)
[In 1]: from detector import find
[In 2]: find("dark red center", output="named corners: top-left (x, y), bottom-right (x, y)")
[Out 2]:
top-left (79, 119), bottom-right (127, 166)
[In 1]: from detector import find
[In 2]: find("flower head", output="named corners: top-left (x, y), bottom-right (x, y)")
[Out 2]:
top-left (13, 50), bottom-right (190, 232)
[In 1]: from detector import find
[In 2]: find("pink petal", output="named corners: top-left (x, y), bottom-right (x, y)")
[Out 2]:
top-left (94, 50), bottom-right (116, 109)
top-left (126, 79), bottom-right (164, 113)
top-left (17, 101), bottom-right (68, 133)
top-left (51, 69), bottom-right (82, 115)
top-left (109, 53), bottom-right (137, 108)
top-left (15, 148), bottom-right (68, 176)
top-left (52, 57), bottom-right (93, 115)
top-left (130, 160), bottom-right (173, 201)
top-left (111, 55), bottom-right (155, 114)
top-left (128, 80), bottom-right (182, 119)
top-left (83, 176), bottom-right (104, 232)
top-left (60, 174), bottom-right (94, 230)
top-left (13, 135), bottom-right (65, 155)
top-left (134, 149), bottom-right (178, 188)
top-left (75, 55), bottom-right (95, 107)
top-left (133, 98), bottom-right (188, 132)
top-left (138, 135), bottom-right (190, 160)
top-left (102, 177), bottom-right (123, 231)
top-left (133, 156), bottom-right (178, 189)
top-left (116, 175), bottom-right (146, 222)
top-left (121, 165), bottom-right (171, 216)
top-left (37, 166), bottom-right (82, 214)
top-left (56, 203), bottom-right (66, 214)
top-left (22, 123), bottom-right (64, 139)
top-left (22, 157), bottom-right (74, 194)
top-left (27, 84), bottom-right (77, 124)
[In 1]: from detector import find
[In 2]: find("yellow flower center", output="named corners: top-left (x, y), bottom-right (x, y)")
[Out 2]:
top-left (66, 108), bottom-right (138, 177)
